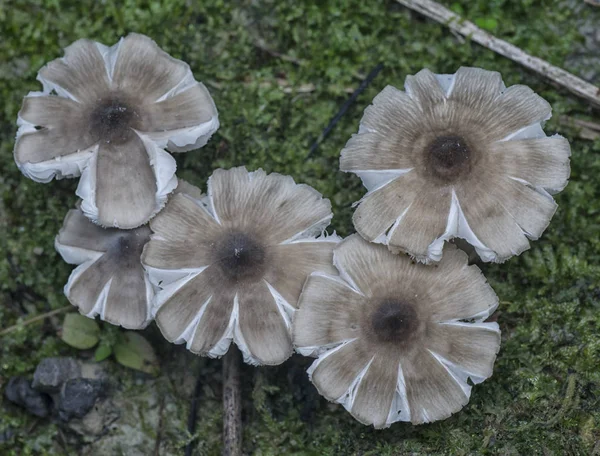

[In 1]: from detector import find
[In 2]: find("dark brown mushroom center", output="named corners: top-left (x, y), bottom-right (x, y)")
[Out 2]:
top-left (425, 135), bottom-right (472, 181)
top-left (214, 231), bottom-right (267, 283)
top-left (90, 97), bottom-right (139, 144)
top-left (107, 225), bottom-right (152, 269)
top-left (370, 299), bottom-right (418, 344)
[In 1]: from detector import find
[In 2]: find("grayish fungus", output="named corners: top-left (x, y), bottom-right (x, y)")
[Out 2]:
top-left (142, 167), bottom-right (341, 366)
top-left (293, 234), bottom-right (500, 428)
top-left (15, 33), bottom-right (219, 229)
top-left (340, 67), bottom-right (571, 263)
top-left (55, 207), bottom-right (153, 329)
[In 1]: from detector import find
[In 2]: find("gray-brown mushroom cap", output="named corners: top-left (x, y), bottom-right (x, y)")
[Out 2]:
top-left (141, 167), bottom-right (341, 366)
top-left (293, 234), bottom-right (501, 428)
top-left (340, 67), bottom-right (571, 263)
top-left (55, 207), bottom-right (153, 329)
top-left (15, 33), bottom-right (219, 229)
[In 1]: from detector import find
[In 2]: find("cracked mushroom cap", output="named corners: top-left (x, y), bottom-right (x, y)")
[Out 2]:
top-left (141, 167), bottom-right (341, 366)
top-left (55, 206), bottom-right (153, 329)
top-left (293, 234), bottom-right (501, 428)
top-left (15, 33), bottom-right (219, 229)
top-left (340, 67), bottom-right (571, 263)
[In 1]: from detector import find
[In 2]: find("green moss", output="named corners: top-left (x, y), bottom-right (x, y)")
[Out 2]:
top-left (1, 0), bottom-right (599, 454)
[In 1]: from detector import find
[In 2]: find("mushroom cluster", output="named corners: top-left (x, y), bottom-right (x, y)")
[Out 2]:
top-left (290, 67), bottom-right (569, 427)
top-left (14, 34), bottom-right (570, 433)
top-left (15, 33), bottom-right (220, 326)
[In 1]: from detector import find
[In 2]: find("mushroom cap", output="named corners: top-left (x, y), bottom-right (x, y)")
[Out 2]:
top-left (142, 167), bottom-right (341, 366)
top-left (293, 234), bottom-right (501, 428)
top-left (14, 33), bottom-right (219, 229)
top-left (340, 67), bottom-right (571, 263)
top-left (55, 206), bottom-right (153, 330)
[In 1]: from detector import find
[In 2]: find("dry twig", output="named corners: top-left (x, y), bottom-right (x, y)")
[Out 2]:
top-left (396, 0), bottom-right (600, 109)
top-left (308, 62), bottom-right (384, 157)
top-left (254, 38), bottom-right (306, 66)
top-left (0, 305), bottom-right (71, 337)
top-left (559, 116), bottom-right (600, 140)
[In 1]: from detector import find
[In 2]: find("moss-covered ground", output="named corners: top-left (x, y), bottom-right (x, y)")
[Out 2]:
top-left (1, 0), bottom-right (599, 454)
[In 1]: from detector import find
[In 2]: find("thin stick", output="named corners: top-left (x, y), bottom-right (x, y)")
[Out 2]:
top-left (254, 38), bottom-right (306, 66)
top-left (0, 305), bottom-right (71, 337)
top-left (184, 363), bottom-right (204, 456)
top-left (396, 0), bottom-right (600, 109)
top-left (560, 116), bottom-right (600, 131)
top-left (222, 346), bottom-right (242, 456)
top-left (308, 63), bottom-right (384, 157)
top-left (559, 116), bottom-right (600, 140)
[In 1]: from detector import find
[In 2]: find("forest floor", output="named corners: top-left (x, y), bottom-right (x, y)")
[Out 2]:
top-left (0, 0), bottom-right (599, 455)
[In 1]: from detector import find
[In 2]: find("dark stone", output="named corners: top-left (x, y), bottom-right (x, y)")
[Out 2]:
top-left (57, 378), bottom-right (105, 422)
top-left (32, 357), bottom-right (82, 393)
top-left (4, 376), bottom-right (51, 418)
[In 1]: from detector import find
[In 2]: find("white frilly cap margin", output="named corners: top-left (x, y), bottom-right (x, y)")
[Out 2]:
top-left (354, 73), bottom-right (556, 264)
top-left (145, 183), bottom-right (340, 366)
top-left (55, 229), bottom-right (154, 330)
top-left (16, 37), bottom-right (219, 228)
top-left (303, 299), bottom-right (500, 426)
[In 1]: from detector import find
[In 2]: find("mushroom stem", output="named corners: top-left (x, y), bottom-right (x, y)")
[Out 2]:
top-left (223, 346), bottom-right (242, 456)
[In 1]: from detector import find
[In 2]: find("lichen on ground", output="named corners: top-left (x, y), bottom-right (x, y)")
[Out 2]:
top-left (0, 0), bottom-right (599, 455)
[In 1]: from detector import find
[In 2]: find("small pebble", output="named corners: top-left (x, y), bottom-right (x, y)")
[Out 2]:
top-left (33, 357), bottom-right (81, 393)
top-left (4, 376), bottom-right (51, 418)
top-left (57, 378), bottom-right (105, 421)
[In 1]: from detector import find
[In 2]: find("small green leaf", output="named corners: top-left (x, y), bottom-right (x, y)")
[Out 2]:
top-left (61, 313), bottom-right (100, 350)
top-left (474, 17), bottom-right (499, 32)
top-left (94, 342), bottom-right (113, 362)
top-left (113, 332), bottom-right (159, 375)
top-left (450, 3), bottom-right (464, 15)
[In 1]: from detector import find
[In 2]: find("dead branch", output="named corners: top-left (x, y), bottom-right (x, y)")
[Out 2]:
top-left (396, 0), bottom-right (600, 109)
top-left (559, 116), bottom-right (600, 140)
top-left (0, 305), bottom-right (71, 337)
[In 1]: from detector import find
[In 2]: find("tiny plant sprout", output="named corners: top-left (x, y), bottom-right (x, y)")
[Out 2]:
top-left (55, 205), bottom-right (153, 330)
top-left (340, 67), bottom-right (571, 263)
top-left (141, 167), bottom-right (341, 366)
top-left (14, 33), bottom-right (219, 229)
top-left (293, 234), bottom-right (500, 428)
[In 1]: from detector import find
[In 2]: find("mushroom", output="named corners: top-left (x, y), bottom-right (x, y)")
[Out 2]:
top-left (293, 234), bottom-right (500, 428)
top-left (55, 205), bottom-right (153, 330)
top-left (340, 67), bottom-right (571, 263)
top-left (141, 167), bottom-right (341, 365)
top-left (14, 33), bottom-right (219, 229)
